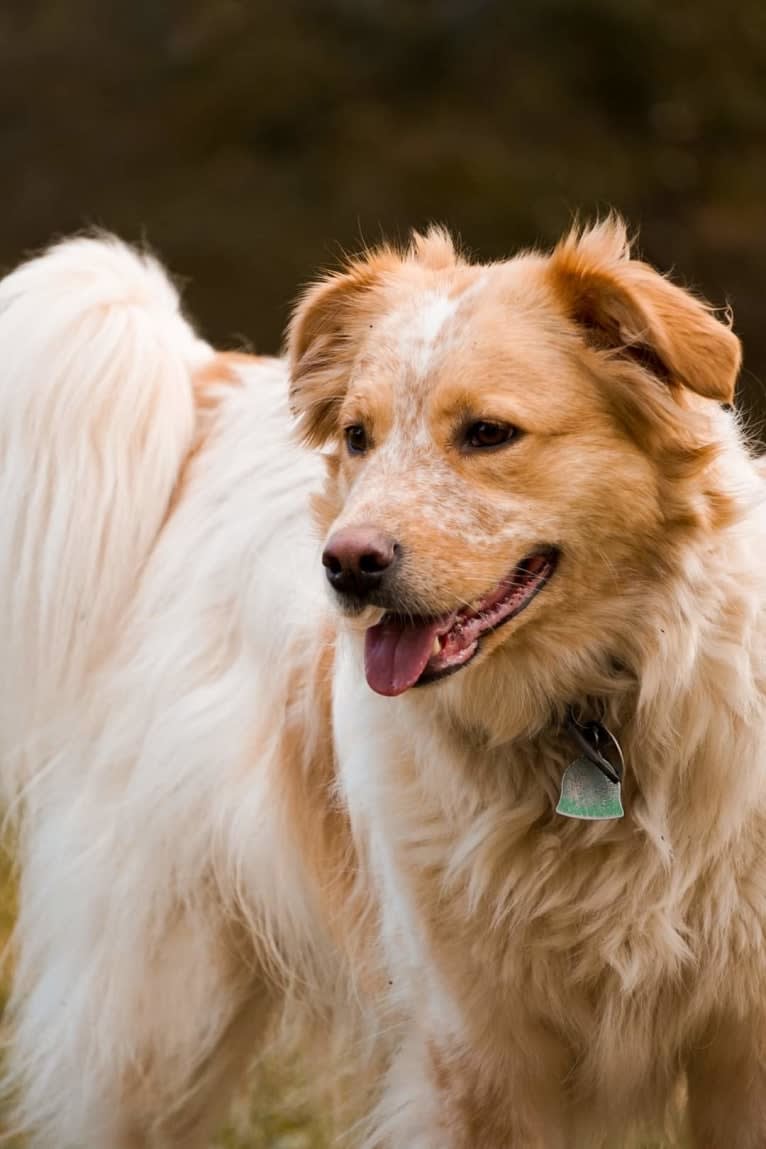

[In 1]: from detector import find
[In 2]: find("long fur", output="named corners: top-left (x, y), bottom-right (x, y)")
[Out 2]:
top-left (1, 224), bottom-right (765, 1148)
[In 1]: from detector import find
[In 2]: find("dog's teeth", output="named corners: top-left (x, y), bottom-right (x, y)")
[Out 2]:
top-left (432, 636), bottom-right (441, 657)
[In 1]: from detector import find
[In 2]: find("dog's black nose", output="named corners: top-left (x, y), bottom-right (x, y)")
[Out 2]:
top-left (322, 526), bottom-right (399, 598)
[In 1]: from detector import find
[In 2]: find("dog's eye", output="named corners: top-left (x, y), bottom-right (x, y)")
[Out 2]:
top-left (463, 420), bottom-right (518, 451)
top-left (344, 424), bottom-right (369, 455)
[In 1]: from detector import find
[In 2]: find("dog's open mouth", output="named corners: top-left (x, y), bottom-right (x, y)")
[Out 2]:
top-left (364, 548), bottom-right (559, 697)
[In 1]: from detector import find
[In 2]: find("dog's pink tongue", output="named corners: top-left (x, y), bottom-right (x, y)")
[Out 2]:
top-left (364, 617), bottom-right (441, 697)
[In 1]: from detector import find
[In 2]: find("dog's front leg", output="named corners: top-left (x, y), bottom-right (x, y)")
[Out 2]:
top-left (687, 1011), bottom-right (766, 1149)
top-left (371, 1029), bottom-right (569, 1149)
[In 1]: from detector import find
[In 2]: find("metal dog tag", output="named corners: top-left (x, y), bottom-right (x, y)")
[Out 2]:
top-left (556, 756), bottom-right (624, 820)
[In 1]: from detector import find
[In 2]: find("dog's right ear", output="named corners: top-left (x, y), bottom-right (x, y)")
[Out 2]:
top-left (547, 216), bottom-right (741, 404)
top-left (287, 252), bottom-right (393, 447)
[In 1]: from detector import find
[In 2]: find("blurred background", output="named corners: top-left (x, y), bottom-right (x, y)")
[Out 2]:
top-left (0, 0), bottom-right (765, 429)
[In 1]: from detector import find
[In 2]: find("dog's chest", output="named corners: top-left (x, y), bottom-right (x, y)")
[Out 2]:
top-left (375, 816), bottom-right (701, 1116)
top-left (333, 667), bottom-right (699, 1071)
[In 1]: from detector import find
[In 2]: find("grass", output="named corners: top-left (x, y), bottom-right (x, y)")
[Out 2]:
top-left (0, 847), bottom-right (15, 1021)
top-left (216, 1062), bottom-right (331, 1149)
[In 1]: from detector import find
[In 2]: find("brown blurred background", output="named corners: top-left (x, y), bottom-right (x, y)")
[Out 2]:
top-left (1, 0), bottom-right (764, 427)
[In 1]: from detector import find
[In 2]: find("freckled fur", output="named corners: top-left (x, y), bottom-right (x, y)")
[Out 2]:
top-left (1, 222), bottom-right (765, 1147)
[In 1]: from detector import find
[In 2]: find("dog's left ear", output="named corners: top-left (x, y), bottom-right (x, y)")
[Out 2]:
top-left (547, 217), bottom-right (741, 403)
top-left (287, 251), bottom-right (395, 447)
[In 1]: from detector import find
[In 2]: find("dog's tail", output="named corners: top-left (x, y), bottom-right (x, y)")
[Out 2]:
top-left (0, 235), bottom-right (206, 803)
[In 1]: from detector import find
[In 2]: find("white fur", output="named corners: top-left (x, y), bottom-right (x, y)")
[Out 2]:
top-left (0, 236), bottom-right (206, 806)
top-left (0, 239), bottom-right (331, 1146)
top-left (384, 291), bottom-right (459, 380)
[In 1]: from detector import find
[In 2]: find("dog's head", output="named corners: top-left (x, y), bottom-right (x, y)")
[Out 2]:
top-left (287, 219), bottom-right (741, 704)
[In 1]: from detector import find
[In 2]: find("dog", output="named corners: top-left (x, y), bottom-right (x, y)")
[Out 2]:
top-left (0, 218), bottom-right (764, 1148)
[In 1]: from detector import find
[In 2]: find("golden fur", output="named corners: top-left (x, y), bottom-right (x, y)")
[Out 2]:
top-left (1, 220), bottom-right (764, 1147)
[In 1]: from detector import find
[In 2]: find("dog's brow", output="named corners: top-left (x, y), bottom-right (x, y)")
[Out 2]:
top-left (390, 291), bottom-right (460, 378)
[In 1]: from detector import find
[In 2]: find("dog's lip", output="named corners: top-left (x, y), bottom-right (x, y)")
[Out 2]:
top-left (364, 547), bottom-right (559, 696)
top-left (416, 546), bottom-right (559, 685)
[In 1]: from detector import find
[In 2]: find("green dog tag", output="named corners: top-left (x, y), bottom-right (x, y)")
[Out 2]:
top-left (556, 756), bottom-right (624, 820)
